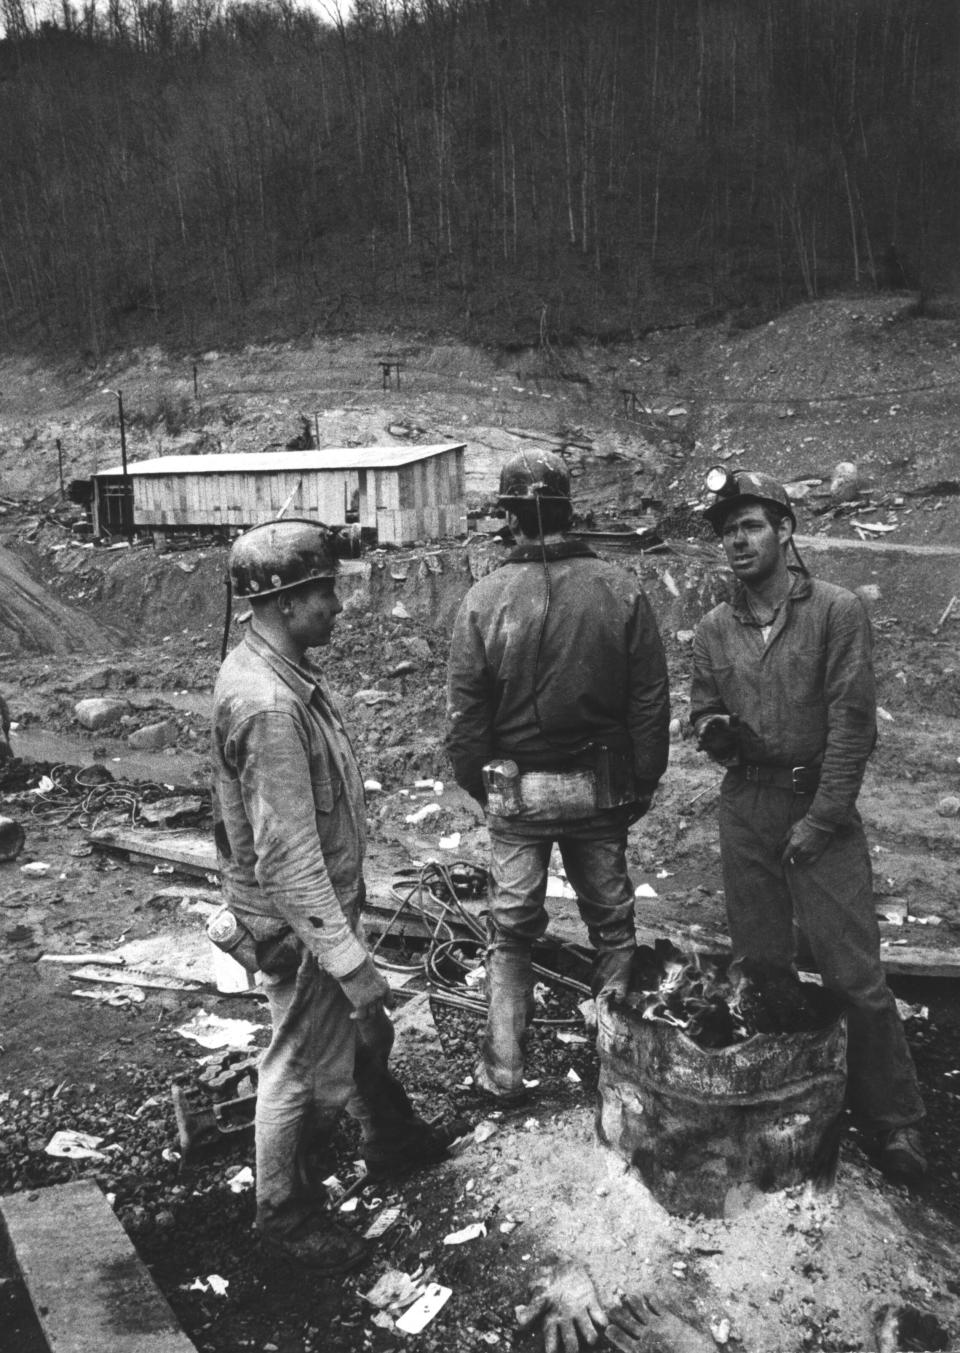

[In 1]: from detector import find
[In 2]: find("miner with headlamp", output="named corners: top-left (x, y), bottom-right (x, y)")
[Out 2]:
top-left (445, 451), bottom-right (670, 1105)
top-left (690, 468), bottom-right (926, 1182)
top-left (212, 519), bottom-right (460, 1274)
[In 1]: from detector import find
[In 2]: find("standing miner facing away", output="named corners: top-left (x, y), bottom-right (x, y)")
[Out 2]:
top-left (211, 520), bottom-right (462, 1274)
top-left (690, 469), bottom-right (926, 1183)
top-left (445, 451), bottom-right (671, 1103)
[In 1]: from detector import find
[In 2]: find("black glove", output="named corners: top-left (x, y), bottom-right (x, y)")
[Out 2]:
top-left (694, 714), bottom-right (740, 766)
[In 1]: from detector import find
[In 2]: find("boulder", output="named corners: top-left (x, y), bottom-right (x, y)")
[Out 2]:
top-left (127, 719), bottom-right (179, 750)
top-left (74, 698), bottom-right (127, 731)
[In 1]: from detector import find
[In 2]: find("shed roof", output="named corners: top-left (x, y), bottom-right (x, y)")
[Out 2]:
top-left (95, 443), bottom-right (465, 478)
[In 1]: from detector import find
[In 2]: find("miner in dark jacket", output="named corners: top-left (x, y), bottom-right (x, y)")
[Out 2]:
top-left (690, 469), bottom-right (925, 1183)
top-left (446, 451), bottom-right (670, 1102)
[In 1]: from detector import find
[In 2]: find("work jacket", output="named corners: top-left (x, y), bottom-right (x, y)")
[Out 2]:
top-left (445, 540), bottom-right (670, 803)
top-left (211, 629), bottom-right (369, 980)
top-left (690, 571), bottom-right (877, 828)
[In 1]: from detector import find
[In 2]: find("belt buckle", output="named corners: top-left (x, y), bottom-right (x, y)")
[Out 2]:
top-left (792, 766), bottom-right (810, 792)
top-left (743, 764), bottom-right (760, 783)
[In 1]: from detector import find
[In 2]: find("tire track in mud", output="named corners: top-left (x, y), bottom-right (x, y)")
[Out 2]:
top-left (0, 544), bottom-right (123, 654)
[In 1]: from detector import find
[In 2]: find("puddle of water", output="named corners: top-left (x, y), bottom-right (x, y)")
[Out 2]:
top-left (11, 727), bottom-right (208, 787)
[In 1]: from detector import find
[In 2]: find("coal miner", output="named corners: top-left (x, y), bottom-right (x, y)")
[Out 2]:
top-left (690, 469), bottom-right (926, 1183)
top-left (211, 520), bottom-right (461, 1273)
top-left (446, 451), bottom-right (670, 1103)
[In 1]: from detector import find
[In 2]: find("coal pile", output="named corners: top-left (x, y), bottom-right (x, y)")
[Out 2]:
top-left (618, 940), bottom-right (842, 1049)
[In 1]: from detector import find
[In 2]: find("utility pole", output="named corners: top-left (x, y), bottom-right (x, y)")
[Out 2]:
top-left (103, 387), bottom-right (134, 544)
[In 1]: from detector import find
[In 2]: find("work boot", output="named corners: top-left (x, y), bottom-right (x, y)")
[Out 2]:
top-left (877, 1125), bottom-right (927, 1185)
top-left (470, 1060), bottom-right (529, 1108)
top-left (261, 1216), bottom-right (367, 1275)
top-left (362, 1116), bottom-right (471, 1180)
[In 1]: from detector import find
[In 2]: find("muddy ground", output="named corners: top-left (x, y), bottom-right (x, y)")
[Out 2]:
top-left (1, 293), bottom-right (960, 1352)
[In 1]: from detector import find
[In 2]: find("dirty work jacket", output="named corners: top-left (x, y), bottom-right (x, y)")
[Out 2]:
top-left (446, 540), bottom-right (670, 804)
top-left (212, 629), bottom-right (369, 980)
top-left (689, 571), bottom-right (876, 828)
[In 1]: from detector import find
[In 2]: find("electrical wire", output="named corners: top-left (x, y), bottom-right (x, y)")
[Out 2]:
top-left (371, 860), bottom-right (592, 1026)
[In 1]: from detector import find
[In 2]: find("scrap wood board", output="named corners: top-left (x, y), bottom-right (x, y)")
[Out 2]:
top-left (89, 826), bottom-right (218, 877)
top-left (0, 1179), bottom-right (197, 1352)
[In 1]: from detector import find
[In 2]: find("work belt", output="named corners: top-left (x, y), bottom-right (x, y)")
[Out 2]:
top-left (733, 762), bottom-right (820, 795)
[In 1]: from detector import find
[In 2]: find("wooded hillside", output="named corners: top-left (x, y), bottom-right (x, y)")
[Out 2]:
top-left (1, 0), bottom-right (958, 356)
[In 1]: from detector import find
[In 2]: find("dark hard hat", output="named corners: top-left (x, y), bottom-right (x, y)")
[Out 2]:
top-left (229, 519), bottom-right (340, 599)
top-left (497, 450), bottom-right (571, 505)
top-left (703, 469), bottom-right (795, 533)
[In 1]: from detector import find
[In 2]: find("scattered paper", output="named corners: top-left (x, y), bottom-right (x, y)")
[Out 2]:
top-left (405, 803), bottom-right (441, 825)
top-left (72, 984), bottom-right (145, 1007)
top-left (363, 1268), bottom-right (427, 1311)
top-left (227, 1166), bottom-right (255, 1193)
top-left (185, 1275), bottom-right (229, 1296)
top-left (634, 883), bottom-right (658, 899)
top-left (20, 862), bottom-right (51, 877)
top-left (175, 1010), bottom-right (263, 1050)
top-left (395, 1283), bottom-right (452, 1333)
top-left (556, 1031), bottom-right (589, 1045)
top-left (566, 1068), bottom-right (582, 1083)
top-left (364, 1205), bottom-right (402, 1239)
top-left (443, 1221), bottom-right (487, 1245)
top-left (438, 833), bottom-right (461, 850)
top-left (45, 1130), bottom-right (107, 1160)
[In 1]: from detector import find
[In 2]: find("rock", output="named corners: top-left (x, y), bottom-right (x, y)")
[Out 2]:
top-left (74, 697), bottom-right (127, 730)
top-left (936, 796), bottom-right (960, 818)
top-left (401, 636), bottom-right (433, 663)
top-left (127, 719), bottom-right (179, 750)
top-left (830, 461), bottom-right (860, 502)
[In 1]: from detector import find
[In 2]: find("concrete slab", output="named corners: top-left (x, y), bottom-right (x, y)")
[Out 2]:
top-left (0, 1179), bottom-right (196, 1352)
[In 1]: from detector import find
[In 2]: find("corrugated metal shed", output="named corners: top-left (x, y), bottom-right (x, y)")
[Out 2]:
top-left (91, 444), bottom-right (467, 546)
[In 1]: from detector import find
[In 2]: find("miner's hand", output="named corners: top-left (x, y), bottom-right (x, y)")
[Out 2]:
top-left (694, 714), bottom-right (740, 765)
top-left (780, 816), bottom-right (835, 869)
top-left (516, 1263), bottom-right (607, 1353)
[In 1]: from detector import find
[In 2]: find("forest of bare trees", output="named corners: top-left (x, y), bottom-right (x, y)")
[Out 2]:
top-left (1, 0), bottom-right (957, 357)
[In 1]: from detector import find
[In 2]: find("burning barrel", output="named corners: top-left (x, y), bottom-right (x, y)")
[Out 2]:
top-left (595, 946), bottom-right (848, 1218)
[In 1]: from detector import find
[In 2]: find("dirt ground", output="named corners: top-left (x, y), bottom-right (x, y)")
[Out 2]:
top-left (2, 293), bottom-right (960, 1352)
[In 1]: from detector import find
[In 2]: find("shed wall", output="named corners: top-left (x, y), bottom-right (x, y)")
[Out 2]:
top-left (111, 447), bottom-right (465, 544)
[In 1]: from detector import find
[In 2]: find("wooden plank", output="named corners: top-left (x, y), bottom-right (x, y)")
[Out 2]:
top-left (0, 1179), bottom-right (197, 1353)
top-left (89, 827), bottom-right (218, 878)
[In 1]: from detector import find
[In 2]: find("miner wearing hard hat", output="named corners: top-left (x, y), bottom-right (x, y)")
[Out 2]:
top-left (445, 451), bottom-right (670, 1104)
top-left (212, 519), bottom-right (462, 1274)
top-left (690, 469), bottom-right (926, 1183)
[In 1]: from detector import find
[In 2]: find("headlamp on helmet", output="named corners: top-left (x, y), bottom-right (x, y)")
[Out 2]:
top-left (228, 518), bottom-right (362, 600)
top-left (702, 468), bottom-right (795, 533)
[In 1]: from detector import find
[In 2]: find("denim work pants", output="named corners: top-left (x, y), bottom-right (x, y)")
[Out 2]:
top-left (255, 949), bottom-right (422, 1238)
top-left (481, 813), bottom-right (636, 1095)
top-left (719, 776), bottom-right (924, 1134)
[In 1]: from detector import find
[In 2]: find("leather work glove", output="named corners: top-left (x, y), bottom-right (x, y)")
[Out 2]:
top-left (694, 714), bottom-right (740, 766)
top-left (780, 816), bottom-right (835, 869)
top-left (339, 955), bottom-right (394, 1023)
top-left (516, 1262), bottom-right (607, 1353)
top-left (605, 1290), bottom-right (714, 1353)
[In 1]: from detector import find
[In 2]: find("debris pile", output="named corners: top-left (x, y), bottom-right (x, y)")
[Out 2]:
top-left (618, 940), bottom-right (842, 1049)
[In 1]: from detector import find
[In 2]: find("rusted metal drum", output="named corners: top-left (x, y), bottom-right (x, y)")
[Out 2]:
top-left (595, 993), bottom-right (848, 1217)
